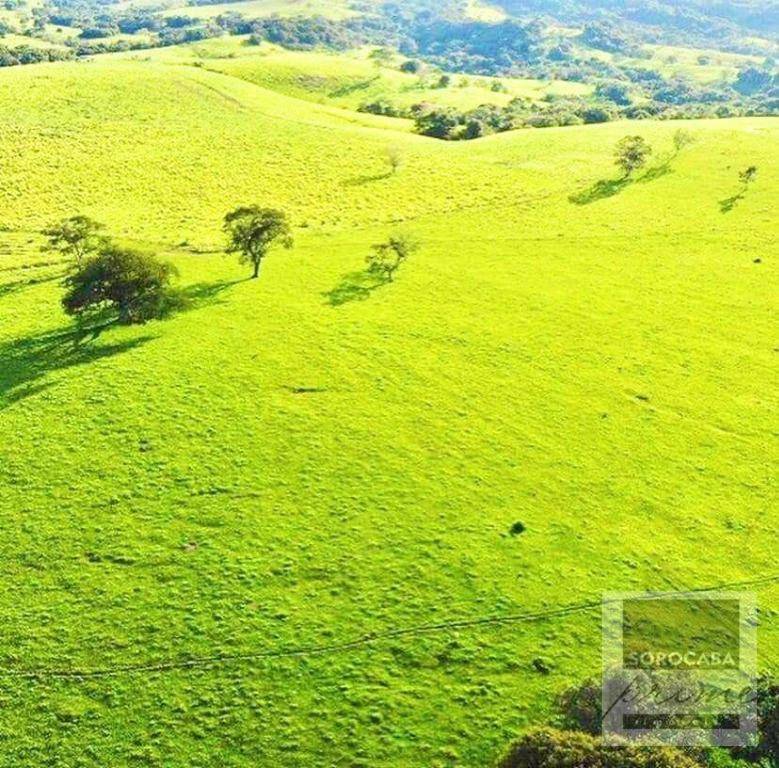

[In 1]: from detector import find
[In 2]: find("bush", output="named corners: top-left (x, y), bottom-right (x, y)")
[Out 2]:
top-left (62, 246), bottom-right (178, 325)
top-left (595, 81), bottom-right (633, 106)
top-left (358, 100), bottom-right (409, 118)
top-left (579, 104), bottom-right (615, 124)
top-left (414, 106), bottom-right (463, 139)
top-left (498, 728), bottom-right (700, 768)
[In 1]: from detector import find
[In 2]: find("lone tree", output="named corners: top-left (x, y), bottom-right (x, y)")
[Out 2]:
top-left (223, 206), bottom-right (293, 280)
top-left (614, 135), bottom-right (652, 177)
top-left (739, 165), bottom-right (758, 186)
top-left (672, 128), bottom-right (696, 153)
top-left (62, 245), bottom-right (178, 325)
top-left (42, 215), bottom-right (107, 266)
top-left (387, 145), bottom-right (403, 175)
top-left (366, 234), bottom-right (419, 282)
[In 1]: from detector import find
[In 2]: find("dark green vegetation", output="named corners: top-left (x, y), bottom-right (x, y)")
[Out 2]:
top-left (499, 729), bottom-right (700, 768)
top-left (62, 245), bottom-right (179, 325)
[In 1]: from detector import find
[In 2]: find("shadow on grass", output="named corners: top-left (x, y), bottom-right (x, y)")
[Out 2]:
top-left (342, 171), bottom-right (393, 187)
top-left (569, 176), bottom-right (631, 205)
top-left (173, 278), bottom-right (245, 311)
top-left (0, 326), bottom-right (154, 409)
top-left (329, 75), bottom-right (380, 98)
top-left (719, 188), bottom-right (748, 214)
top-left (0, 272), bottom-right (64, 300)
top-left (637, 158), bottom-right (673, 184)
top-left (569, 156), bottom-right (674, 206)
top-left (322, 270), bottom-right (390, 307)
top-left (0, 278), bottom-right (241, 409)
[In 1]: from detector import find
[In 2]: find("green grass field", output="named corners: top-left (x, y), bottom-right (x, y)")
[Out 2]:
top-left (0, 50), bottom-right (777, 767)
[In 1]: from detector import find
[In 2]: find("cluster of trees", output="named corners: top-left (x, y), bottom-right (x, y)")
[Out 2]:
top-left (40, 216), bottom-right (178, 326)
top-left (43, 209), bottom-right (416, 326)
top-left (49, 208), bottom-right (296, 324)
top-left (0, 42), bottom-right (73, 66)
top-left (410, 98), bottom-right (628, 140)
top-left (408, 81), bottom-right (776, 141)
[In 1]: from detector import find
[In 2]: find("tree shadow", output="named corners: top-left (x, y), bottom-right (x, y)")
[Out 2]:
top-left (569, 177), bottom-right (631, 205)
top-left (0, 279), bottom-right (241, 409)
top-left (637, 157), bottom-right (673, 184)
top-left (342, 171), bottom-right (393, 187)
top-left (329, 75), bottom-right (381, 98)
top-left (173, 278), bottom-right (244, 311)
top-left (0, 326), bottom-right (154, 409)
top-left (322, 270), bottom-right (389, 307)
top-left (569, 155), bottom-right (674, 206)
top-left (719, 188), bottom-right (747, 214)
top-left (0, 272), bottom-right (64, 300)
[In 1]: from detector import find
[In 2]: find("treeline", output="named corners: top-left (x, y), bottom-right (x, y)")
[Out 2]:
top-left (357, 60), bottom-right (778, 140)
top-left (0, 43), bottom-right (73, 66)
top-left (407, 95), bottom-right (779, 141)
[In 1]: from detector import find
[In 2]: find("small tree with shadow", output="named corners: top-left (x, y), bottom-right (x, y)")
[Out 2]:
top-left (720, 166), bottom-right (758, 213)
top-left (615, 136), bottom-right (652, 177)
top-left (387, 145), bottom-right (403, 175)
top-left (42, 215), bottom-right (107, 267)
top-left (62, 245), bottom-right (179, 325)
top-left (672, 129), bottom-right (696, 154)
top-left (223, 206), bottom-right (293, 280)
top-left (739, 165), bottom-right (758, 186)
top-left (366, 234), bottom-right (419, 283)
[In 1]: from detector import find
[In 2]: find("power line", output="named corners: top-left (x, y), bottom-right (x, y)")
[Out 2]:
top-left (2, 573), bottom-right (777, 681)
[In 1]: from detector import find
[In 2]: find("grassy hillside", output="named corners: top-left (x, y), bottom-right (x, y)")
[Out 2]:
top-left (0, 51), bottom-right (777, 767)
top-left (136, 38), bottom-right (593, 114)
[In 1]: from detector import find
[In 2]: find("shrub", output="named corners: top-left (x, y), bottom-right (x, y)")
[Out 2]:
top-left (359, 100), bottom-right (408, 118)
top-left (414, 106), bottom-right (463, 139)
top-left (579, 104), bottom-right (615, 124)
top-left (556, 678), bottom-right (603, 734)
top-left (595, 81), bottom-right (633, 106)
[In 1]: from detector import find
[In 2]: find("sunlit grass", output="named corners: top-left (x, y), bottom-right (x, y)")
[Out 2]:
top-left (0, 49), bottom-right (776, 767)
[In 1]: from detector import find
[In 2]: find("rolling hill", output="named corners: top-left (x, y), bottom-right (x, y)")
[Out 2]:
top-left (0, 48), bottom-right (777, 767)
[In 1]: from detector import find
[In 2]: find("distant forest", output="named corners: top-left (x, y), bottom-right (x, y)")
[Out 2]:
top-left (1, 0), bottom-right (777, 128)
